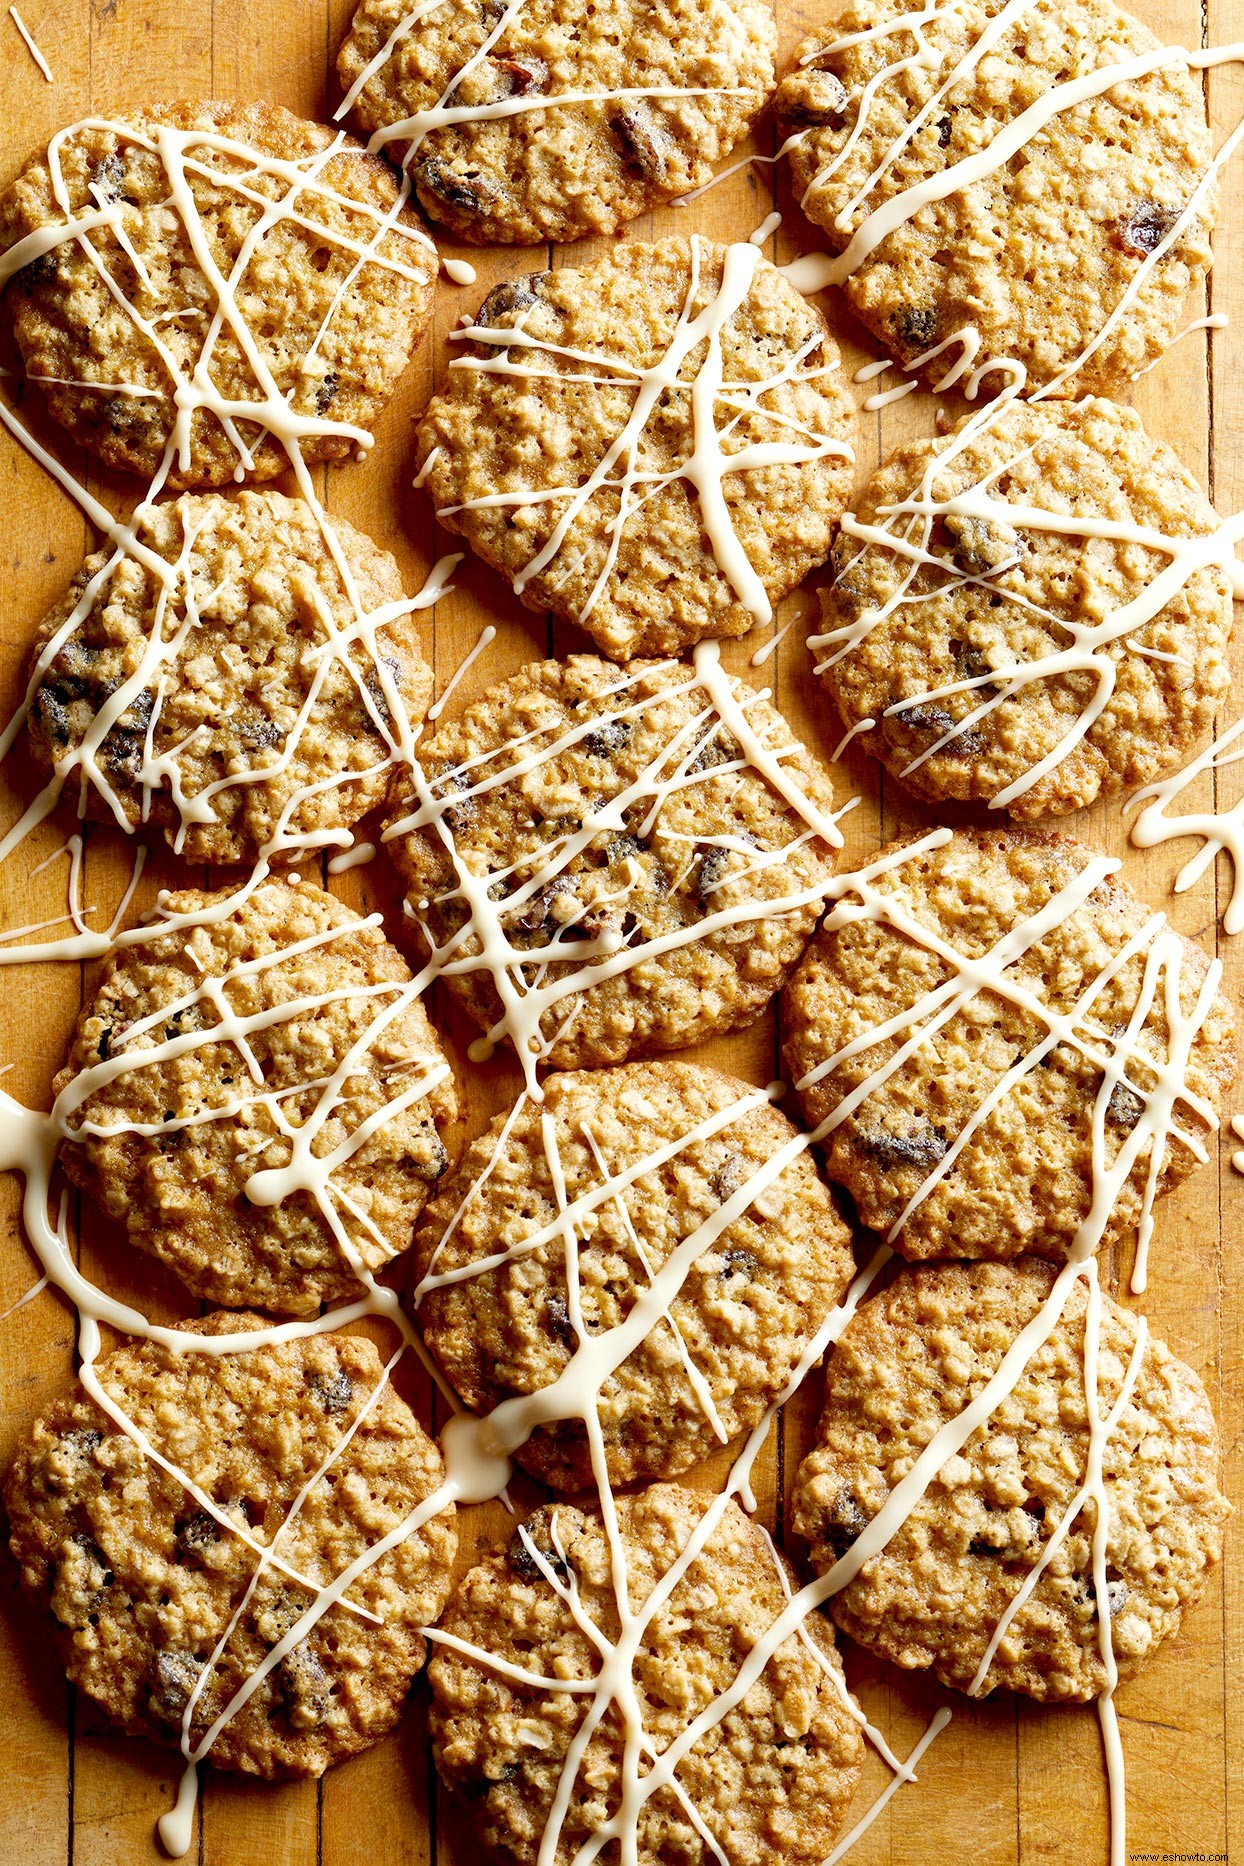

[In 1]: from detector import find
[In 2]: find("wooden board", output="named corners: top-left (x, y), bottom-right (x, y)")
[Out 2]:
top-left (0, 0), bottom-right (1240, 1859)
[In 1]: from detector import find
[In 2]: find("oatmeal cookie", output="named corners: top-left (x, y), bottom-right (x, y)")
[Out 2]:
top-left (4, 1316), bottom-right (458, 1776)
top-left (0, 101), bottom-right (436, 487)
top-left (819, 398), bottom-right (1234, 818)
top-left (781, 828), bottom-right (1235, 1261)
top-left (54, 880), bottom-right (458, 1316)
top-left (775, 0), bottom-right (1215, 393)
top-left (793, 1260), bottom-right (1230, 1700)
top-left (337, 0), bottom-right (776, 246)
top-left (429, 1484), bottom-right (864, 1865)
top-left (383, 653), bottom-right (841, 1071)
top-left (414, 1061), bottom-right (855, 1491)
top-left (414, 240), bottom-right (856, 660)
top-left (26, 490), bottom-right (433, 867)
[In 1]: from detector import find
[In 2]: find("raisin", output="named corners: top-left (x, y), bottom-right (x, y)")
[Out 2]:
top-left (890, 307), bottom-right (938, 355)
top-left (414, 154), bottom-right (499, 217)
top-left (18, 249), bottom-right (57, 294)
top-left (62, 1427), bottom-right (104, 1461)
top-left (823, 1487), bottom-right (869, 1560)
top-left (711, 1150), bottom-right (744, 1201)
top-left (151, 1650), bottom-right (205, 1721)
top-left (90, 153), bottom-right (127, 201)
top-left (489, 54), bottom-right (548, 96)
top-left (856, 1124), bottom-right (948, 1169)
top-left (719, 1247), bottom-right (756, 1281)
top-left (364, 654), bottom-right (402, 726)
top-left (584, 718), bottom-right (631, 757)
top-left (545, 1290), bottom-right (574, 1343)
top-left (938, 115), bottom-right (952, 147)
top-left (315, 371), bottom-right (339, 414)
top-left (1105, 1080), bottom-right (1145, 1130)
top-left (689, 728), bottom-right (738, 773)
top-left (1117, 200), bottom-right (1182, 257)
top-left (279, 1642), bottom-right (331, 1731)
top-left (237, 712), bottom-right (282, 750)
top-left (698, 846), bottom-right (730, 897)
top-left (780, 70), bottom-right (849, 128)
top-left (952, 639), bottom-right (997, 691)
top-left (432, 766), bottom-right (477, 833)
top-left (175, 1509), bottom-right (221, 1557)
top-left (605, 831), bottom-right (645, 867)
top-left (309, 1369), bottom-right (353, 1415)
top-left (609, 104), bottom-right (672, 182)
top-left (893, 702), bottom-right (985, 757)
top-left (476, 276), bottom-right (546, 328)
top-left (507, 1525), bottom-right (570, 1586)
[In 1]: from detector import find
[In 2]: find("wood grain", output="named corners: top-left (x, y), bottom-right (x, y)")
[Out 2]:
top-left (0, 0), bottom-right (1239, 1859)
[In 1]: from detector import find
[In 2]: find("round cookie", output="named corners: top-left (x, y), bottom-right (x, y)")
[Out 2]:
top-left (793, 1260), bottom-right (1229, 1701)
top-left (414, 1061), bottom-right (856, 1492)
top-left (4, 1316), bottom-right (458, 1776)
top-left (775, 0), bottom-right (1215, 394)
top-left (818, 397), bottom-right (1234, 818)
top-left (781, 828), bottom-right (1235, 1262)
top-left (25, 490), bottom-right (434, 868)
top-left (429, 1485), bottom-right (865, 1866)
top-left (54, 879), bottom-right (458, 1316)
top-left (383, 653), bottom-right (842, 1073)
top-left (337, 0), bottom-right (777, 247)
top-left (0, 101), bottom-right (436, 488)
top-left (414, 239), bottom-right (856, 660)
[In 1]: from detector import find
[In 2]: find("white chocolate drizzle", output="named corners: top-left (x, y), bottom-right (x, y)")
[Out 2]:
top-left (8, 4), bottom-right (51, 81)
top-left (1127, 710), bottom-right (1244, 935)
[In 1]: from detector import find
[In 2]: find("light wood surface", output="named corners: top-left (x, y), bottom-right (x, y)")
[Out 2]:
top-left (0, 0), bottom-right (1240, 1860)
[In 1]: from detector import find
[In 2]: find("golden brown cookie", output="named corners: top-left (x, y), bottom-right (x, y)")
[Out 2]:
top-left (0, 101), bottom-right (436, 487)
top-left (414, 1061), bottom-right (856, 1491)
top-left (414, 240), bottom-right (856, 659)
top-left (5, 1316), bottom-right (458, 1776)
top-left (384, 652), bottom-right (841, 1074)
top-left (26, 490), bottom-right (433, 867)
top-left (775, 0), bottom-right (1215, 394)
top-left (429, 1485), bottom-right (865, 1865)
top-left (793, 1261), bottom-right (1230, 1701)
top-left (55, 880), bottom-right (458, 1316)
top-left (782, 828), bottom-right (1235, 1263)
top-left (817, 398), bottom-right (1234, 818)
top-left (337, 0), bottom-right (777, 245)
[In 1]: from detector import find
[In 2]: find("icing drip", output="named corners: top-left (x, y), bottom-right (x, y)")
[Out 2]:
top-left (431, 235), bottom-right (853, 630)
top-left (8, 4), bottom-right (51, 81)
top-left (1127, 711), bottom-right (1244, 935)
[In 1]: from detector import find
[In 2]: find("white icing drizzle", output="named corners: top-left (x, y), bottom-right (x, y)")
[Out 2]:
top-left (430, 235), bottom-right (853, 631)
top-left (9, 4), bottom-right (51, 81)
top-left (748, 209), bottom-right (783, 245)
top-left (1127, 711), bottom-right (1244, 935)
top-left (830, 715), bottom-right (875, 762)
top-left (326, 840), bottom-right (377, 874)
top-left (1231, 1112), bottom-right (1244, 1174)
